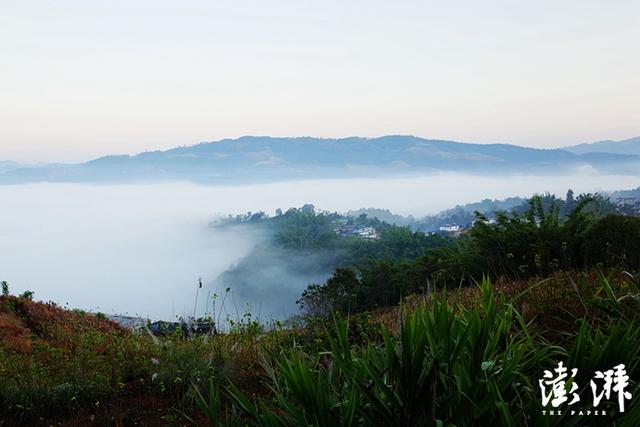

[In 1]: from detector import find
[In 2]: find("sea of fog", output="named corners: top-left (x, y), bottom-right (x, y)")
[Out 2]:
top-left (0, 173), bottom-right (637, 321)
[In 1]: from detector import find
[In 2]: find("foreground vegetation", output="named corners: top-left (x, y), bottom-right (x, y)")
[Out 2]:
top-left (1, 270), bottom-right (639, 426)
top-left (2, 192), bottom-right (640, 425)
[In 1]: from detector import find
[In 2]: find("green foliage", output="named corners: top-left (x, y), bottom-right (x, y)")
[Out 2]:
top-left (583, 215), bottom-right (640, 270)
top-left (414, 279), bottom-right (550, 425)
top-left (213, 278), bottom-right (639, 426)
top-left (343, 226), bottom-right (450, 266)
top-left (185, 377), bottom-right (237, 427)
top-left (18, 290), bottom-right (34, 300)
top-left (225, 315), bottom-right (439, 426)
top-left (301, 193), bottom-right (636, 315)
top-left (298, 268), bottom-right (361, 316)
top-left (217, 205), bottom-right (450, 315)
top-left (272, 205), bottom-right (341, 250)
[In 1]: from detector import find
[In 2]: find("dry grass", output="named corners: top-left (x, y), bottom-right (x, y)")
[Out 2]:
top-left (374, 269), bottom-right (637, 335)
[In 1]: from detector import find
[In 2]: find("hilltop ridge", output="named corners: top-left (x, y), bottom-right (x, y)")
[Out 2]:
top-left (1, 135), bottom-right (639, 185)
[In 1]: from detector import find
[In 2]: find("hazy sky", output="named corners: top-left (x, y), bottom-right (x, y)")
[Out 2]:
top-left (2, 0), bottom-right (639, 162)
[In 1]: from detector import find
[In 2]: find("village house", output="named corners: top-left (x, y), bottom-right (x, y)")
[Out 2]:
top-left (334, 224), bottom-right (379, 239)
top-left (616, 197), bottom-right (640, 216)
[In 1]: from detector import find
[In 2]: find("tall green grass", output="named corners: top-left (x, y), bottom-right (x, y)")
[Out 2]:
top-left (192, 277), bottom-right (639, 426)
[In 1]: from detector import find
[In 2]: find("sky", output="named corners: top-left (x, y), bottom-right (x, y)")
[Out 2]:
top-left (1, 0), bottom-right (639, 163)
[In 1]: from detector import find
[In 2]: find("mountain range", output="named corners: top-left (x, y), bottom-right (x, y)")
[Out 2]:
top-left (563, 136), bottom-right (640, 156)
top-left (1, 135), bottom-right (639, 184)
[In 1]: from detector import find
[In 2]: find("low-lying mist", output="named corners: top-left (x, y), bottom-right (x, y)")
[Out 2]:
top-left (0, 172), bottom-right (637, 321)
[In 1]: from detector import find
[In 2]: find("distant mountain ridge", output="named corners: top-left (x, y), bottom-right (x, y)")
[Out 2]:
top-left (564, 136), bottom-right (640, 156)
top-left (1, 135), bottom-right (639, 184)
top-left (0, 160), bottom-right (23, 174)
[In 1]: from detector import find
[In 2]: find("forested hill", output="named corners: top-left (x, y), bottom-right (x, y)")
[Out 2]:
top-left (2, 135), bottom-right (639, 184)
top-left (211, 205), bottom-right (452, 319)
top-left (212, 191), bottom-right (639, 318)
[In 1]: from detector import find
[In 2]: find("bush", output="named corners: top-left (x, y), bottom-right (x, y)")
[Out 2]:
top-left (583, 215), bottom-right (640, 270)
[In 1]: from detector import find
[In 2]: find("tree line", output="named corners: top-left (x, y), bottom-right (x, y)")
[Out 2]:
top-left (298, 193), bottom-right (640, 315)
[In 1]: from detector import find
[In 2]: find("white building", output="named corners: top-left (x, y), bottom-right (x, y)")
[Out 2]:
top-left (357, 227), bottom-right (378, 239)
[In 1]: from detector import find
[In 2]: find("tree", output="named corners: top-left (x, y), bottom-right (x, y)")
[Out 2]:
top-left (563, 189), bottom-right (576, 216)
top-left (297, 268), bottom-right (361, 316)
